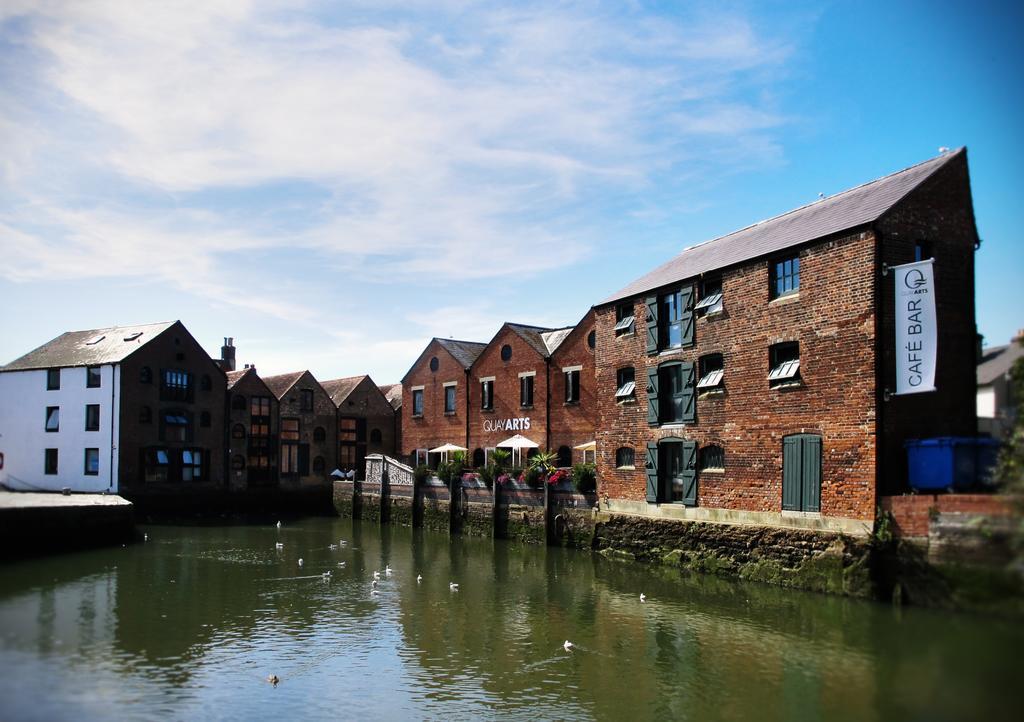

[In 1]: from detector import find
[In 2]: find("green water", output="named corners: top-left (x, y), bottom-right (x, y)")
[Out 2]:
top-left (0, 517), bottom-right (1020, 721)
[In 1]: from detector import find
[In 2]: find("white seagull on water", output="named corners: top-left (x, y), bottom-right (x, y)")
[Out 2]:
top-left (564, 640), bottom-right (575, 652)
top-left (275, 542), bottom-right (284, 549)
top-left (276, 521), bottom-right (281, 529)
top-left (298, 558), bottom-right (304, 567)
top-left (373, 570), bottom-right (381, 580)
top-left (449, 582), bottom-right (459, 591)
top-left (640, 593), bottom-right (646, 602)
top-left (328, 543), bottom-right (337, 550)
top-left (385, 565), bottom-right (393, 576)
top-left (416, 574), bottom-right (422, 584)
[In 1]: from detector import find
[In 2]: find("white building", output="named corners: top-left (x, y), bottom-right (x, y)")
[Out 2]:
top-left (977, 331), bottom-right (1023, 440)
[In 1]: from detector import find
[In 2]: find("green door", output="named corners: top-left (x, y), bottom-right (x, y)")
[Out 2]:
top-left (782, 434), bottom-right (821, 512)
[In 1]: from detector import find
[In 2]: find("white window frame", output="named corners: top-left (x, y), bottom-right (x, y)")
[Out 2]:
top-left (697, 369), bottom-right (724, 389)
top-left (415, 448), bottom-right (428, 467)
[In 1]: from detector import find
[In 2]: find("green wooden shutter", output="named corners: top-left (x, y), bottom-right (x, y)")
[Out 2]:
top-left (802, 435), bottom-right (821, 512)
top-left (680, 285), bottom-right (695, 347)
top-left (645, 442), bottom-right (659, 502)
top-left (782, 436), bottom-right (801, 511)
top-left (647, 367), bottom-right (660, 426)
top-left (681, 440), bottom-right (698, 506)
top-left (645, 296), bottom-right (659, 355)
top-left (680, 361), bottom-right (696, 423)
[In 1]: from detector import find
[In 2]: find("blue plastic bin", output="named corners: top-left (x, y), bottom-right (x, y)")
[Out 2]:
top-left (905, 437), bottom-right (1002, 492)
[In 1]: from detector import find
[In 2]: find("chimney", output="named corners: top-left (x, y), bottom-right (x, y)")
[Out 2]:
top-left (1014, 329), bottom-right (1024, 345)
top-left (220, 337), bottom-right (236, 372)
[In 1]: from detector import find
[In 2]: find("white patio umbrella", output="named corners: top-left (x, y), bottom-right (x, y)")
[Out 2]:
top-left (574, 441), bottom-right (596, 464)
top-left (496, 434), bottom-right (540, 467)
top-left (428, 442), bottom-right (468, 463)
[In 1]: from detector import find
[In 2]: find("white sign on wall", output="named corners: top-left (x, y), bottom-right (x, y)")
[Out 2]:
top-left (482, 417), bottom-right (531, 433)
top-left (893, 259), bottom-right (937, 395)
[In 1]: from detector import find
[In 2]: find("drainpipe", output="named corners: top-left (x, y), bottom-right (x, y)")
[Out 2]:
top-left (873, 224), bottom-right (885, 512)
top-left (545, 358), bottom-right (551, 452)
top-left (109, 364), bottom-right (116, 492)
top-left (465, 368), bottom-right (471, 451)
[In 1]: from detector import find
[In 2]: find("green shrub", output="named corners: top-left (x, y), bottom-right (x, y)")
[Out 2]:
top-left (491, 449), bottom-right (511, 470)
top-left (522, 465), bottom-right (543, 489)
top-left (572, 463), bottom-right (596, 493)
top-left (479, 463), bottom-right (496, 489)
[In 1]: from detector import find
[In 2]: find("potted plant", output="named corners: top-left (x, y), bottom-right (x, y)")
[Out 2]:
top-left (572, 463), bottom-right (596, 493)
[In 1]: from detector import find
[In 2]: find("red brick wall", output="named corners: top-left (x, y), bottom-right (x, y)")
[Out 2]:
top-left (881, 494), bottom-right (1016, 538)
top-left (337, 376), bottom-right (398, 457)
top-left (277, 371), bottom-right (335, 487)
top-left (402, 340), bottom-right (469, 461)
top-left (595, 230), bottom-right (879, 521)
top-left (549, 311), bottom-right (597, 462)
top-left (226, 371), bottom-right (278, 489)
top-left (876, 152), bottom-right (979, 494)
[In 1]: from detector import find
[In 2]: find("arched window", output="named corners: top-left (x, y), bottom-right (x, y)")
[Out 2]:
top-left (370, 428), bottom-right (382, 444)
top-left (616, 447), bottom-right (635, 468)
top-left (501, 344), bottom-right (512, 361)
top-left (472, 448), bottom-right (485, 468)
top-left (587, 329), bottom-right (596, 349)
top-left (139, 405), bottom-right (152, 424)
top-left (429, 356), bottom-right (439, 372)
top-left (699, 444), bottom-right (724, 471)
top-left (313, 426), bottom-right (326, 442)
top-left (200, 411), bottom-right (211, 428)
top-left (140, 366), bottom-right (152, 384)
top-left (201, 374), bottom-right (212, 391)
top-left (232, 455), bottom-right (245, 471)
top-left (231, 394), bottom-right (246, 411)
top-left (313, 456), bottom-right (325, 474)
top-left (557, 445), bottom-right (572, 468)
top-left (232, 423), bottom-right (246, 439)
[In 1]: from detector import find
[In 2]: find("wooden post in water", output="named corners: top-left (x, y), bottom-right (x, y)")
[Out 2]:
top-left (412, 467), bottom-right (423, 528)
top-left (380, 461), bottom-right (390, 525)
top-left (543, 476), bottom-right (552, 545)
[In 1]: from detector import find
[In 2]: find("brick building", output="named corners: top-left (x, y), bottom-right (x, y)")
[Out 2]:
top-left (321, 375), bottom-right (398, 478)
top-left (261, 370), bottom-right (336, 488)
top-left (0, 321), bottom-right (226, 495)
top-left (226, 366), bottom-right (279, 489)
top-left (594, 148), bottom-right (978, 532)
top-left (378, 382), bottom-right (403, 456)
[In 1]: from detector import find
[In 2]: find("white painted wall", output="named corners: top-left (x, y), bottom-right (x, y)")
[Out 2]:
top-left (0, 365), bottom-right (120, 492)
top-left (976, 386), bottom-right (996, 418)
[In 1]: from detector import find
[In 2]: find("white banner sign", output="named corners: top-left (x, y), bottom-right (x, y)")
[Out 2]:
top-left (894, 259), bottom-right (937, 395)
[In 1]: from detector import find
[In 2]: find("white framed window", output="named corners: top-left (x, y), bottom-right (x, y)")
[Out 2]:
top-left (697, 354), bottom-right (724, 391)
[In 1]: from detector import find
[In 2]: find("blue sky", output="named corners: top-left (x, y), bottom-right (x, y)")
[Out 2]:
top-left (1, 0), bottom-right (1021, 383)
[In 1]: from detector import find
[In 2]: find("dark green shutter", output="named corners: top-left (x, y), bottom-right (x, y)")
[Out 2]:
top-left (298, 444), bottom-right (310, 476)
top-left (680, 361), bottom-right (696, 423)
top-left (680, 285), bottom-right (695, 347)
top-left (645, 296), bottom-right (659, 355)
top-left (802, 435), bottom-right (821, 512)
top-left (647, 367), bottom-right (660, 426)
top-left (681, 440), bottom-right (698, 506)
top-left (782, 436), bottom-right (801, 511)
top-left (645, 442), bottom-right (659, 502)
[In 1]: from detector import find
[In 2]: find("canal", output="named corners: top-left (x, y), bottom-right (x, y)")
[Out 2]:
top-left (0, 517), bottom-right (1019, 721)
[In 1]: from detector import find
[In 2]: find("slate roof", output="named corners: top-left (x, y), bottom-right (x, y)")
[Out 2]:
top-left (505, 323), bottom-right (578, 359)
top-left (541, 328), bottom-right (574, 355)
top-left (260, 370), bottom-right (307, 400)
top-left (1, 321), bottom-right (176, 371)
top-left (600, 149), bottom-right (963, 306)
top-left (321, 375), bottom-right (367, 406)
top-left (978, 340), bottom-right (1024, 386)
top-left (379, 383), bottom-right (402, 409)
top-left (225, 369), bottom-right (250, 389)
top-left (435, 339), bottom-right (487, 369)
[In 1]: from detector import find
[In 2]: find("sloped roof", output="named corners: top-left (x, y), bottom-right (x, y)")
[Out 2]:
top-left (435, 338), bottom-right (487, 369)
top-left (601, 149), bottom-right (964, 305)
top-left (978, 340), bottom-right (1024, 386)
top-left (260, 370), bottom-right (307, 399)
top-left (1, 321), bottom-right (176, 371)
top-left (321, 375), bottom-right (367, 406)
top-left (506, 323), bottom-right (566, 358)
top-left (379, 383), bottom-right (402, 409)
top-left (225, 369), bottom-right (249, 389)
top-left (541, 327), bottom-right (574, 355)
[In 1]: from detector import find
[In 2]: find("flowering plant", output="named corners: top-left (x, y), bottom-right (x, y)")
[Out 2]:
top-left (547, 469), bottom-right (570, 486)
top-left (497, 473), bottom-right (512, 486)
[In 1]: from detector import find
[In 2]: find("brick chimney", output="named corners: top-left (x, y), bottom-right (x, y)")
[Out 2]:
top-left (220, 337), bottom-right (236, 371)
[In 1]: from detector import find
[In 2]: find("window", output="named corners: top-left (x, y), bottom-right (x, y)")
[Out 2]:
top-left (84, 448), bottom-right (99, 476)
top-left (182, 449), bottom-right (203, 481)
top-left (415, 449), bottom-right (428, 467)
top-left (281, 443), bottom-right (300, 475)
top-left (300, 389), bottom-right (314, 412)
top-left (161, 369), bottom-right (192, 402)
top-left (370, 428), bottom-right (382, 444)
top-left (313, 456), bottom-right (325, 474)
top-left (85, 334), bottom-right (105, 346)
top-left (645, 286), bottom-right (694, 354)
top-left (564, 368), bottom-right (581, 403)
top-left (47, 368), bottom-right (60, 390)
top-left (914, 240), bottom-right (933, 262)
top-left (768, 342), bottom-right (801, 387)
top-left (85, 404), bottom-right (100, 431)
top-left (250, 397), bottom-right (271, 436)
top-left (645, 439), bottom-right (697, 505)
top-left (556, 445), bottom-right (572, 468)
top-left (200, 411), bottom-right (211, 428)
top-left (162, 412), bottom-right (190, 442)
top-left (140, 406), bottom-right (152, 424)
top-left (782, 434), bottom-right (821, 512)
top-left (87, 366), bottom-right (101, 388)
top-left (140, 366), bottom-right (152, 384)
top-left (615, 367), bottom-right (635, 400)
top-left (412, 389), bottom-right (424, 416)
top-left (339, 445), bottom-right (356, 467)
top-left (123, 331), bottom-right (143, 342)
top-left (144, 448), bottom-right (170, 482)
top-left (647, 362), bottom-right (696, 425)
top-left (695, 275), bottom-right (723, 316)
top-left (232, 455), bottom-right (245, 471)
top-left (501, 344), bottom-right (512, 362)
top-left (587, 330), bottom-right (596, 349)
top-left (699, 444), bottom-right (724, 471)
top-left (313, 426), bottom-right (326, 442)
top-left (339, 418), bottom-right (357, 442)
top-left (232, 394), bottom-right (247, 411)
top-left (281, 418), bottom-right (300, 441)
top-left (45, 406), bottom-right (60, 432)
top-left (771, 255), bottom-right (800, 299)
top-left (201, 374), bottom-right (212, 391)
top-left (45, 448), bottom-right (58, 475)
top-left (697, 354), bottom-right (724, 392)
top-left (481, 380), bottom-right (494, 410)
top-left (616, 447), bottom-right (635, 469)
top-left (472, 448), bottom-right (485, 467)
top-left (232, 423), bottom-right (246, 439)
top-left (614, 303), bottom-right (635, 336)
top-left (429, 356), bottom-right (439, 372)
top-left (444, 385), bottom-right (457, 414)
top-left (520, 375), bottom-right (534, 408)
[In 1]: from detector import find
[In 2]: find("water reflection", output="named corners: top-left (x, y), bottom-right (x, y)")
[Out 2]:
top-left (0, 518), bottom-right (1020, 721)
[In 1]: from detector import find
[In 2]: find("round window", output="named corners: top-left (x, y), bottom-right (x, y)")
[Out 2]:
top-left (501, 344), bottom-right (512, 361)
top-left (429, 357), bottom-right (439, 372)
top-left (587, 330), bottom-right (596, 350)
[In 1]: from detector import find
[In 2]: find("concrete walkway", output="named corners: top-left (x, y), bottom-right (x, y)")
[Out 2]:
top-left (0, 490), bottom-right (132, 509)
